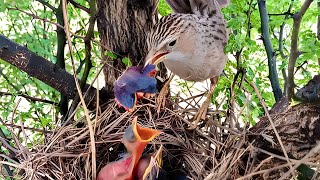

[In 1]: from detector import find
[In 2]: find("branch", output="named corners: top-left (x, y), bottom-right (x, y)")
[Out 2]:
top-left (0, 35), bottom-right (112, 110)
top-left (68, 0), bottom-right (96, 115)
top-left (279, 0), bottom-right (294, 59)
top-left (268, 12), bottom-right (293, 16)
top-left (286, 0), bottom-right (314, 100)
top-left (317, 1), bottom-right (320, 65)
top-left (3, 123), bottom-right (52, 133)
top-left (0, 68), bottom-right (19, 91)
top-left (9, 7), bottom-right (86, 41)
top-left (56, 1), bottom-right (68, 116)
top-left (0, 91), bottom-right (57, 105)
top-left (279, 0), bottom-right (294, 93)
top-left (68, 0), bottom-right (90, 13)
top-left (35, 0), bottom-right (57, 12)
top-left (258, 0), bottom-right (283, 102)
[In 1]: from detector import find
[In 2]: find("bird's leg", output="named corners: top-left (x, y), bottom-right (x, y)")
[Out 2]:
top-left (156, 74), bottom-right (174, 112)
top-left (187, 77), bottom-right (218, 130)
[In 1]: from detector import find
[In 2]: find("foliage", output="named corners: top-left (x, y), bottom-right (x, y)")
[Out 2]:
top-left (0, 0), bottom-right (101, 142)
top-left (218, 0), bottom-right (319, 122)
top-left (158, 0), bottom-right (172, 16)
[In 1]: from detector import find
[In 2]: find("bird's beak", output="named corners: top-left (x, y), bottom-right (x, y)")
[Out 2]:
top-left (97, 117), bottom-right (161, 180)
top-left (123, 117), bottom-right (161, 179)
top-left (129, 117), bottom-right (161, 180)
top-left (131, 116), bottom-right (161, 143)
top-left (144, 52), bottom-right (168, 68)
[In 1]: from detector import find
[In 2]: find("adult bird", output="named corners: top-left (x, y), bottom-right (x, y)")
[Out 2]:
top-left (144, 0), bottom-right (229, 129)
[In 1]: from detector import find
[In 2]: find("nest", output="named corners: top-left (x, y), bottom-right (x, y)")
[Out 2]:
top-left (2, 88), bottom-right (320, 179)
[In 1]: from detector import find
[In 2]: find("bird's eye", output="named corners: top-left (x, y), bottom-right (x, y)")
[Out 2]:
top-left (168, 40), bottom-right (177, 47)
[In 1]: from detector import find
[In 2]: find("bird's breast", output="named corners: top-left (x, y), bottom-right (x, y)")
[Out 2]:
top-left (164, 55), bottom-right (226, 82)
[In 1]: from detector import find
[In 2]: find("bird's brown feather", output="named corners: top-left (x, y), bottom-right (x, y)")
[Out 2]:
top-left (165, 0), bottom-right (229, 16)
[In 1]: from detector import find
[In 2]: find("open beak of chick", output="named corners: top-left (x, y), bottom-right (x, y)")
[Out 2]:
top-left (114, 64), bottom-right (158, 112)
top-left (97, 117), bottom-right (161, 180)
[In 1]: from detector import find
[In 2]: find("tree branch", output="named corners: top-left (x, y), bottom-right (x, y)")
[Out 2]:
top-left (56, 0), bottom-right (68, 116)
top-left (0, 91), bottom-right (57, 105)
top-left (278, 0), bottom-right (294, 93)
top-left (279, 0), bottom-right (294, 59)
top-left (286, 0), bottom-right (314, 100)
top-left (258, 0), bottom-right (283, 102)
top-left (0, 35), bottom-right (112, 110)
top-left (35, 0), bottom-right (57, 12)
top-left (68, 0), bottom-right (96, 116)
top-left (68, 0), bottom-right (90, 13)
top-left (317, 1), bottom-right (320, 65)
top-left (3, 123), bottom-right (52, 133)
top-left (9, 7), bottom-right (85, 41)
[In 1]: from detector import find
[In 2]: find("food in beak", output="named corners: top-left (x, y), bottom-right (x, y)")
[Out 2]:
top-left (114, 64), bottom-right (157, 111)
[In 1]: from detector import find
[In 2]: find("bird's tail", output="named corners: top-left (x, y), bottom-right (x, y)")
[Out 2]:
top-left (165, 0), bottom-right (230, 16)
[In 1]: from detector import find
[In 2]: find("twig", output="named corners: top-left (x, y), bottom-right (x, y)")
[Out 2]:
top-left (286, 0), bottom-right (314, 99)
top-left (279, 0), bottom-right (294, 59)
top-left (9, 7), bottom-right (86, 40)
top-left (0, 68), bottom-right (19, 91)
top-left (35, 0), bottom-right (57, 12)
top-left (4, 123), bottom-right (51, 133)
top-left (246, 79), bottom-right (296, 179)
top-left (61, 0), bottom-right (96, 179)
top-left (10, 98), bottom-right (21, 124)
top-left (317, 1), bottom-right (320, 65)
top-left (9, 7), bottom-right (65, 30)
top-left (0, 137), bottom-right (19, 153)
top-left (0, 91), bottom-right (57, 105)
top-left (68, 0), bottom-right (96, 117)
top-left (68, 0), bottom-right (90, 13)
top-left (236, 160), bottom-right (317, 180)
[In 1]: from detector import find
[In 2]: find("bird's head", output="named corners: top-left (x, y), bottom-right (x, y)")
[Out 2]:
top-left (97, 117), bottom-right (161, 180)
top-left (144, 15), bottom-right (195, 68)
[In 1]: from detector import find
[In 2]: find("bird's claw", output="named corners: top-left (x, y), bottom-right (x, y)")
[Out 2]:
top-left (187, 104), bottom-right (208, 130)
top-left (156, 74), bottom-right (174, 113)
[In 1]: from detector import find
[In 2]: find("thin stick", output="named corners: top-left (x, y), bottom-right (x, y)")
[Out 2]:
top-left (279, 142), bottom-right (320, 180)
top-left (246, 79), bottom-right (296, 178)
top-left (61, 1), bottom-right (96, 179)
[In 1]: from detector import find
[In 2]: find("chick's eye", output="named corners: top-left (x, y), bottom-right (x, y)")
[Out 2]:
top-left (168, 40), bottom-right (177, 47)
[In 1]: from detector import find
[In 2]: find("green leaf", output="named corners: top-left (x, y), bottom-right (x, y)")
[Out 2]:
top-left (158, 0), bottom-right (172, 16)
top-left (0, 125), bottom-right (11, 137)
top-left (0, 0), bottom-right (5, 12)
top-left (122, 57), bottom-right (132, 67)
top-left (106, 52), bottom-right (117, 59)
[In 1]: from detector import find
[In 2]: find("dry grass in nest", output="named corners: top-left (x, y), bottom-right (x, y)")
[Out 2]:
top-left (2, 89), bottom-right (320, 180)
top-left (2, 92), bottom-right (252, 180)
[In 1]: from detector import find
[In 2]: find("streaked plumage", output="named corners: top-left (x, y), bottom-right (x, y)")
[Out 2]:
top-left (145, 0), bottom-right (229, 82)
top-left (144, 0), bottom-right (230, 128)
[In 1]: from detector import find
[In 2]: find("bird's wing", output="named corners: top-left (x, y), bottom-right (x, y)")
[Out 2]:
top-left (165, 0), bottom-right (228, 16)
top-left (164, 0), bottom-right (191, 14)
top-left (216, 0), bottom-right (230, 7)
